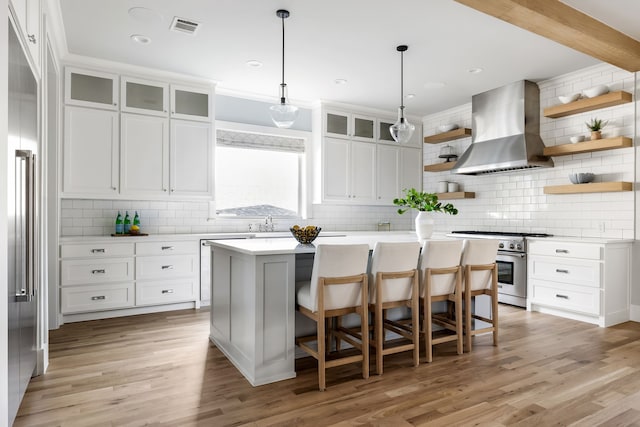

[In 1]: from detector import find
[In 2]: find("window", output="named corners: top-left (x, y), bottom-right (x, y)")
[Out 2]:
top-left (215, 128), bottom-right (306, 218)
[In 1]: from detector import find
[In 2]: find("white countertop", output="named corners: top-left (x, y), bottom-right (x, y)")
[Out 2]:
top-left (203, 231), bottom-right (454, 256)
top-left (526, 236), bottom-right (634, 244)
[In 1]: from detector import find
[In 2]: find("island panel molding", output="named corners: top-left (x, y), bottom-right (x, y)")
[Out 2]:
top-left (543, 137), bottom-right (632, 157)
top-left (424, 128), bottom-right (471, 144)
top-left (543, 91), bottom-right (632, 118)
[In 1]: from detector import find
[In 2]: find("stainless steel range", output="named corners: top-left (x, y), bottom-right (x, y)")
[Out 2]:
top-left (448, 231), bottom-right (552, 308)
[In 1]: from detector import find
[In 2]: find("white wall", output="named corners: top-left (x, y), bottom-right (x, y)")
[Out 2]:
top-left (422, 63), bottom-right (636, 239)
top-left (1, 1), bottom-right (10, 425)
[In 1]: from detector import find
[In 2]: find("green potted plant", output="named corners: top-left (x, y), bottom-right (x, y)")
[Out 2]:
top-left (585, 117), bottom-right (608, 140)
top-left (393, 188), bottom-right (458, 239)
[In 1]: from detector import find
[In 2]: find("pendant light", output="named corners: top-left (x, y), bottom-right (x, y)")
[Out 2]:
top-left (389, 45), bottom-right (415, 143)
top-left (269, 9), bottom-right (299, 128)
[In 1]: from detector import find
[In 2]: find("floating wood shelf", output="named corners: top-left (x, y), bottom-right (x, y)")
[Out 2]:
top-left (424, 128), bottom-right (472, 144)
top-left (543, 136), bottom-right (633, 157)
top-left (424, 161), bottom-right (457, 172)
top-left (436, 191), bottom-right (475, 200)
top-left (543, 91), bottom-right (632, 118)
top-left (543, 181), bottom-right (632, 195)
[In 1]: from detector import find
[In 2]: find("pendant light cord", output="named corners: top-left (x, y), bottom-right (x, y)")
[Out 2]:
top-left (400, 49), bottom-right (404, 109)
top-left (281, 14), bottom-right (285, 89)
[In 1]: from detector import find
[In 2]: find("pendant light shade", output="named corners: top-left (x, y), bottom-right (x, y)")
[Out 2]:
top-left (269, 9), bottom-right (299, 128)
top-left (390, 45), bottom-right (415, 143)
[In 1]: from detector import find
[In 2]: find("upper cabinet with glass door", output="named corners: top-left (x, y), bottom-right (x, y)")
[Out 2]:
top-left (324, 110), bottom-right (376, 143)
top-left (170, 84), bottom-right (212, 122)
top-left (65, 67), bottom-right (119, 110)
top-left (121, 76), bottom-right (169, 117)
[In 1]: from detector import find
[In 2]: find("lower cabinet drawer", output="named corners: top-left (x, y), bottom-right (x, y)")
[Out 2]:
top-left (529, 279), bottom-right (600, 315)
top-left (61, 282), bottom-right (134, 314)
top-left (61, 258), bottom-right (134, 286)
top-left (528, 257), bottom-right (600, 288)
top-left (136, 279), bottom-right (196, 305)
top-left (136, 255), bottom-right (196, 280)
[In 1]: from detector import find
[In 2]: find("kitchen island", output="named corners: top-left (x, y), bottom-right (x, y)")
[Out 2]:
top-left (204, 232), bottom-right (425, 386)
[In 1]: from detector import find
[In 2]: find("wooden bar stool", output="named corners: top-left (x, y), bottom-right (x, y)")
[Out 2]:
top-left (295, 244), bottom-right (370, 391)
top-left (368, 241), bottom-right (421, 375)
top-left (461, 239), bottom-right (500, 352)
top-left (420, 239), bottom-right (464, 362)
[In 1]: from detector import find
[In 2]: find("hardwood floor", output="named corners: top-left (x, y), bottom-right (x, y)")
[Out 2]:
top-left (14, 306), bottom-right (640, 426)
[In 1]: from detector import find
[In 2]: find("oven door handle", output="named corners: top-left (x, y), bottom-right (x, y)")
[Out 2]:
top-left (497, 252), bottom-right (526, 258)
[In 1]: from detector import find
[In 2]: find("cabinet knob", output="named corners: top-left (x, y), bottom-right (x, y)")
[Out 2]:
top-left (171, 189), bottom-right (175, 192)
top-left (28, 34), bottom-right (36, 44)
top-left (111, 187), bottom-right (117, 190)
top-left (163, 188), bottom-right (167, 192)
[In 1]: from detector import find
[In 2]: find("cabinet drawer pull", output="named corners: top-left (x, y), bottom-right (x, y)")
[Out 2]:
top-left (91, 269), bottom-right (106, 274)
top-left (162, 265), bottom-right (174, 270)
top-left (161, 289), bottom-right (174, 294)
top-left (91, 248), bottom-right (105, 253)
top-left (555, 269), bottom-right (569, 274)
top-left (161, 246), bottom-right (174, 251)
top-left (555, 294), bottom-right (569, 299)
top-left (91, 295), bottom-right (106, 301)
top-left (555, 249), bottom-right (569, 254)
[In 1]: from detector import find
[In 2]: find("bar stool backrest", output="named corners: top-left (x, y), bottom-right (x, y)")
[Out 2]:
top-left (369, 241), bottom-right (421, 303)
top-left (310, 244), bottom-right (370, 312)
top-left (461, 239), bottom-right (500, 291)
top-left (420, 240), bottom-right (464, 296)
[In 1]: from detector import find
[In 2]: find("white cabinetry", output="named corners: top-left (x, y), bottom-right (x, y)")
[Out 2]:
top-left (65, 67), bottom-right (118, 110)
top-left (527, 239), bottom-right (631, 327)
top-left (61, 66), bottom-right (214, 200)
top-left (62, 106), bottom-right (119, 197)
top-left (324, 110), bottom-right (376, 142)
top-left (170, 120), bottom-right (213, 198)
top-left (60, 238), bottom-right (200, 322)
top-left (60, 242), bottom-right (135, 314)
top-left (120, 113), bottom-right (169, 197)
top-left (315, 103), bottom-right (422, 205)
top-left (323, 137), bottom-right (376, 203)
top-left (121, 76), bottom-right (168, 117)
top-left (135, 241), bottom-right (198, 306)
top-left (9, 0), bottom-right (41, 71)
top-left (170, 84), bottom-right (211, 122)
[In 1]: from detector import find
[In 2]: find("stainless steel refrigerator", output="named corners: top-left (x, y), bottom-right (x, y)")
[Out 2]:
top-left (8, 17), bottom-right (39, 425)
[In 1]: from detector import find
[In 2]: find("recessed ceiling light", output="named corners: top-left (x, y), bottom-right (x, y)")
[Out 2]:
top-left (405, 93), bottom-right (416, 99)
top-left (468, 67), bottom-right (484, 74)
top-left (246, 60), bottom-right (263, 68)
top-left (424, 81), bottom-right (446, 89)
top-left (130, 34), bottom-right (151, 44)
top-left (334, 78), bottom-right (348, 85)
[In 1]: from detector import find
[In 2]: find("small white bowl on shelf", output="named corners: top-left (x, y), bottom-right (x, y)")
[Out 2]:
top-left (437, 124), bottom-right (459, 133)
top-left (582, 85), bottom-right (609, 98)
top-left (558, 94), bottom-right (580, 104)
top-left (569, 135), bottom-right (585, 144)
top-left (568, 172), bottom-right (595, 184)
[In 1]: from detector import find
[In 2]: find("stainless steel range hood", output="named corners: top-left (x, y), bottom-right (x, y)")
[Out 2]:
top-left (452, 80), bottom-right (553, 175)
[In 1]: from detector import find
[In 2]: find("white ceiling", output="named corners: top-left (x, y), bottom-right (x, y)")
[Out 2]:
top-left (57, 0), bottom-right (638, 116)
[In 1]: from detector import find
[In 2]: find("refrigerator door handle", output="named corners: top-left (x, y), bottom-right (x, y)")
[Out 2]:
top-left (15, 150), bottom-right (34, 302)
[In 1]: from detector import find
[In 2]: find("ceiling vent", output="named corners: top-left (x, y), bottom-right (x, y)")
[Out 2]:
top-left (170, 17), bottom-right (200, 35)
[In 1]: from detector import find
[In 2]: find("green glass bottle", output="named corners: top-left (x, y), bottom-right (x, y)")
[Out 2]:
top-left (133, 211), bottom-right (140, 227)
top-left (115, 211), bottom-right (124, 234)
top-left (124, 211), bottom-right (131, 234)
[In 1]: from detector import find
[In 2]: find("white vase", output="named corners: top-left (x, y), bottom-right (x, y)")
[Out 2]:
top-left (415, 211), bottom-right (434, 240)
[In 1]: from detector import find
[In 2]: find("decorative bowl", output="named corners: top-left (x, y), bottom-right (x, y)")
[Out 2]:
top-left (558, 94), bottom-right (580, 104)
top-left (582, 85), bottom-right (609, 98)
top-left (290, 225), bottom-right (321, 244)
top-left (438, 124), bottom-right (459, 133)
top-left (569, 135), bottom-right (585, 144)
top-left (568, 172), bottom-right (595, 184)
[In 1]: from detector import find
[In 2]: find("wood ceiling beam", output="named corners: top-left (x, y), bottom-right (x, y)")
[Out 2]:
top-left (454, 0), bottom-right (640, 72)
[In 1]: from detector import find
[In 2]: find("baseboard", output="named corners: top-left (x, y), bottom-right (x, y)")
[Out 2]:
top-left (630, 304), bottom-right (640, 322)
